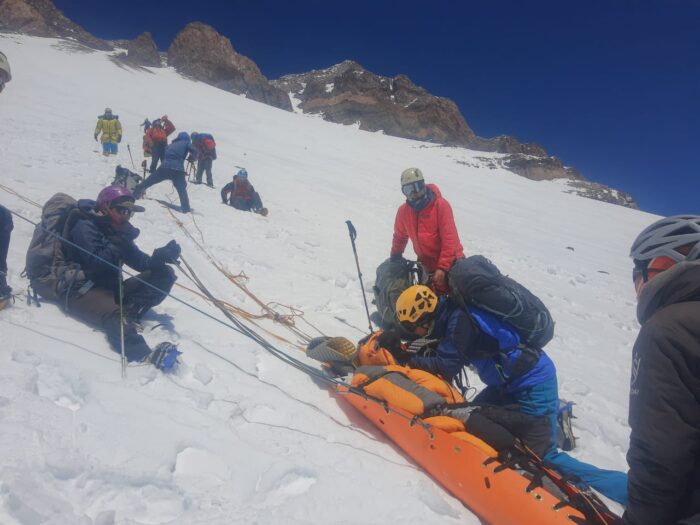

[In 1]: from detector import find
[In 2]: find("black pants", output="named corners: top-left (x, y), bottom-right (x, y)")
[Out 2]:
top-left (149, 142), bottom-right (166, 174)
top-left (64, 266), bottom-right (176, 362)
top-left (144, 167), bottom-right (190, 212)
top-left (195, 158), bottom-right (214, 185)
top-left (0, 205), bottom-right (13, 290)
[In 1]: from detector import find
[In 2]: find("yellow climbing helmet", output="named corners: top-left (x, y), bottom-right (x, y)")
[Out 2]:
top-left (395, 285), bottom-right (438, 325)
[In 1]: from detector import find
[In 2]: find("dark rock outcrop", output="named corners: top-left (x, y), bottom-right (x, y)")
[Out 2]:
top-left (273, 61), bottom-right (548, 156)
top-left (0, 0), bottom-right (112, 50)
top-left (126, 32), bottom-right (160, 67)
top-left (168, 22), bottom-right (291, 111)
top-left (501, 154), bottom-right (583, 181)
top-left (274, 61), bottom-right (477, 145)
top-left (564, 180), bottom-right (639, 209)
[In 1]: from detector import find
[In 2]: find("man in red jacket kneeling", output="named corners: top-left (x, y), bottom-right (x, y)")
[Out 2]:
top-left (390, 168), bottom-right (464, 293)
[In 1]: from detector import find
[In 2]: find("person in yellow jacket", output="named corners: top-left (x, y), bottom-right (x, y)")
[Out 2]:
top-left (94, 107), bottom-right (122, 156)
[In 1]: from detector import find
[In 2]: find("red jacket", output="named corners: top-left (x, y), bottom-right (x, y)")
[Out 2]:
top-left (390, 184), bottom-right (464, 273)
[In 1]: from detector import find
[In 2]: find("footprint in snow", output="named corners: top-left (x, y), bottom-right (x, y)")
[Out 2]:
top-left (257, 467), bottom-right (318, 506)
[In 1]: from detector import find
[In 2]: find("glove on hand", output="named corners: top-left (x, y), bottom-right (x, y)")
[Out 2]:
top-left (377, 330), bottom-right (411, 365)
top-left (150, 240), bottom-right (181, 268)
top-left (94, 134), bottom-right (98, 142)
top-left (389, 253), bottom-right (403, 263)
top-left (117, 135), bottom-right (122, 143)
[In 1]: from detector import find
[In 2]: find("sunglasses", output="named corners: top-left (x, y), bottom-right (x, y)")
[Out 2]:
top-left (113, 206), bottom-right (134, 218)
top-left (402, 180), bottom-right (425, 197)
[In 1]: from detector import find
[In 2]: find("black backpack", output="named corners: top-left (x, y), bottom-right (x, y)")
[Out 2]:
top-left (113, 165), bottom-right (143, 193)
top-left (448, 255), bottom-right (555, 349)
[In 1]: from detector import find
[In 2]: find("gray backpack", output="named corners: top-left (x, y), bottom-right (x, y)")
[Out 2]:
top-left (372, 257), bottom-right (425, 331)
top-left (25, 193), bottom-right (88, 301)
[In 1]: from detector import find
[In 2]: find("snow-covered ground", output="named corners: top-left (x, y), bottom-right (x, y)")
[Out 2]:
top-left (0, 34), bottom-right (658, 524)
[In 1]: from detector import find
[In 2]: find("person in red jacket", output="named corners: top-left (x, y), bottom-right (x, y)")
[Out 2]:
top-left (390, 167), bottom-right (464, 293)
top-left (144, 116), bottom-right (176, 174)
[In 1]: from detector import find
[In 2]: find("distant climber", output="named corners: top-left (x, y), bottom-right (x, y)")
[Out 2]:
top-left (0, 51), bottom-right (11, 93)
top-left (221, 169), bottom-right (267, 216)
top-left (0, 204), bottom-right (13, 307)
top-left (191, 132), bottom-right (217, 187)
top-left (382, 285), bottom-right (628, 504)
top-left (390, 168), bottom-right (464, 294)
top-left (25, 186), bottom-right (182, 371)
top-left (94, 108), bottom-right (122, 156)
top-left (143, 115), bottom-right (175, 173)
top-left (623, 215), bottom-right (700, 525)
top-left (134, 131), bottom-right (196, 213)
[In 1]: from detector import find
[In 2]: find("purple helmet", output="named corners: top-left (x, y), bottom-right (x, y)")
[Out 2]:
top-left (97, 185), bottom-right (135, 211)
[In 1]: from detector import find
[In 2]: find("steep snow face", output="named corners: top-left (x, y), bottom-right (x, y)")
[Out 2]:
top-left (0, 34), bottom-right (656, 524)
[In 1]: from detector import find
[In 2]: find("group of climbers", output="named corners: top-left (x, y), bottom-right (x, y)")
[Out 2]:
top-left (0, 91), bottom-right (695, 523)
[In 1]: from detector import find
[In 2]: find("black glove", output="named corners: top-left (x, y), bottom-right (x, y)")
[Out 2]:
top-left (94, 134), bottom-right (99, 142)
top-left (377, 330), bottom-right (411, 365)
top-left (150, 240), bottom-right (181, 268)
top-left (389, 253), bottom-right (403, 263)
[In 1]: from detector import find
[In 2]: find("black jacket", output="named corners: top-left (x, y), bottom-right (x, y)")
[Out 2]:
top-left (623, 261), bottom-right (700, 525)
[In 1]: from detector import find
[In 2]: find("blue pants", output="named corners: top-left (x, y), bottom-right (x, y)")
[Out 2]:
top-left (477, 378), bottom-right (628, 504)
top-left (102, 142), bottom-right (118, 155)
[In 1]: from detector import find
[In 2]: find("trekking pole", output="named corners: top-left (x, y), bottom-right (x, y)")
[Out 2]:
top-left (127, 144), bottom-right (136, 171)
top-left (118, 266), bottom-right (127, 379)
top-left (345, 220), bottom-right (373, 334)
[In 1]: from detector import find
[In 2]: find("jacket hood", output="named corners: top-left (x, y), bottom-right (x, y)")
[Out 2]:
top-left (426, 183), bottom-right (442, 198)
top-left (174, 131), bottom-right (190, 142)
top-left (98, 114), bottom-right (118, 120)
top-left (637, 260), bottom-right (700, 324)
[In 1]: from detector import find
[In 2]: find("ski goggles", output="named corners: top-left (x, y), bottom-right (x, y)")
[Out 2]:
top-left (401, 180), bottom-right (426, 197)
top-left (113, 206), bottom-right (135, 218)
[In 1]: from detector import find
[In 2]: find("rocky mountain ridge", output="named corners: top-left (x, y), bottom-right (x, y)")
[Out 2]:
top-left (0, 0), bottom-right (638, 208)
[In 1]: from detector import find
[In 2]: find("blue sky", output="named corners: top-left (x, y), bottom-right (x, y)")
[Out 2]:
top-left (56, 0), bottom-right (699, 216)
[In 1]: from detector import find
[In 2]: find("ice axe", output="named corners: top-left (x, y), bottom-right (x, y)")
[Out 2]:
top-left (127, 144), bottom-right (136, 171)
top-left (345, 220), bottom-right (373, 334)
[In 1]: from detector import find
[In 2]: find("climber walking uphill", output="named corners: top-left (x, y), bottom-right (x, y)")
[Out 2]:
top-left (383, 284), bottom-right (628, 504)
top-left (190, 132), bottom-right (217, 187)
top-left (0, 204), bottom-right (13, 307)
top-left (623, 215), bottom-right (700, 525)
top-left (133, 131), bottom-right (195, 213)
top-left (94, 108), bottom-right (122, 156)
top-left (143, 115), bottom-right (175, 174)
top-left (221, 168), bottom-right (267, 216)
top-left (390, 168), bottom-right (464, 294)
top-left (25, 186), bottom-right (182, 371)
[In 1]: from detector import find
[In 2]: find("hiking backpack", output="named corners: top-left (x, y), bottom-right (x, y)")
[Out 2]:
top-left (25, 193), bottom-right (88, 302)
top-left (448, 255), bottom-right (555, 349)
top-left (113, 165), bottom-right (143, 193)
top-left (372, 257), bottom-right (426, 331)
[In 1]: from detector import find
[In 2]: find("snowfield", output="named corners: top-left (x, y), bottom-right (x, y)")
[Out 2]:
top-left (0, 34), bottom-right (658, 524)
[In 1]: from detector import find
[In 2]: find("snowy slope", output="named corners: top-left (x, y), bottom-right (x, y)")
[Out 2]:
top-left (0, 34), bottom-right (659, 525)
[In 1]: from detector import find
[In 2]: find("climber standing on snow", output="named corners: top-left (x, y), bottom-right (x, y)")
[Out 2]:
top-left (0, 204), bottom-right (13, 306)
top-left (94, 107), bottom-right (122, 156)
top-left (390, 168), bottom-right (464, 294)
top-left (143, 115), bottom-right (176, 174)
top-left (623, 215), bottom-right (700, 525)
top-left (134, 131), bottom-right (195, 213)
top-left (190, 132), bottom-right (217, 187)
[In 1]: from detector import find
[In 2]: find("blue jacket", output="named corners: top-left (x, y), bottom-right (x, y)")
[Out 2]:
top-left (66, 200), bottom-right (151, 291)
top-left (409, 298), bottom-right (556, 392)
top-left (162, 132), bottom-right (197, 172)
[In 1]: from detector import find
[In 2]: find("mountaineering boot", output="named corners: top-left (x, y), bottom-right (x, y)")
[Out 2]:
top-left (557, 399), bottom-right (576, 451)
top-left (0, 276), bottom-right (12, 310)
top-left (148, 342), bottom-right (181, 372)
top-left (253, 207), bottom-right (268, 217)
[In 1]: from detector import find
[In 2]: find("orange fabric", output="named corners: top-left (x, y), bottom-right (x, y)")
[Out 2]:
top-left (357, 332), bottom-right (397, 366)
top-left (451, 432), bottom-right (499, 458)
top-left (351, 373), bottom-right (428, 415)
top-left (423, 415), bottom-right (466, 433)
top-left (390, 184), bottom-right (464, 273)
top-left (146, 127), bottom-right (167, 145)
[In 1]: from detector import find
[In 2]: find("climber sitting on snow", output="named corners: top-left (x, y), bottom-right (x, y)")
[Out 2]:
top-left (220, 168), bottom-right (267, 216)
top-left (381, 285), bottom-right (628, 504)
top-left (26, 186), bottom-right (182, 371)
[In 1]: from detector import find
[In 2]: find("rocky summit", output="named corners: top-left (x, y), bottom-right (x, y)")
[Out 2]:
top-left (0, 0), bottom-right (112, 50)
top-left (167, 22), bottom-right (291, 111)
top-left (126, 32), bottom-right (160, 67)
